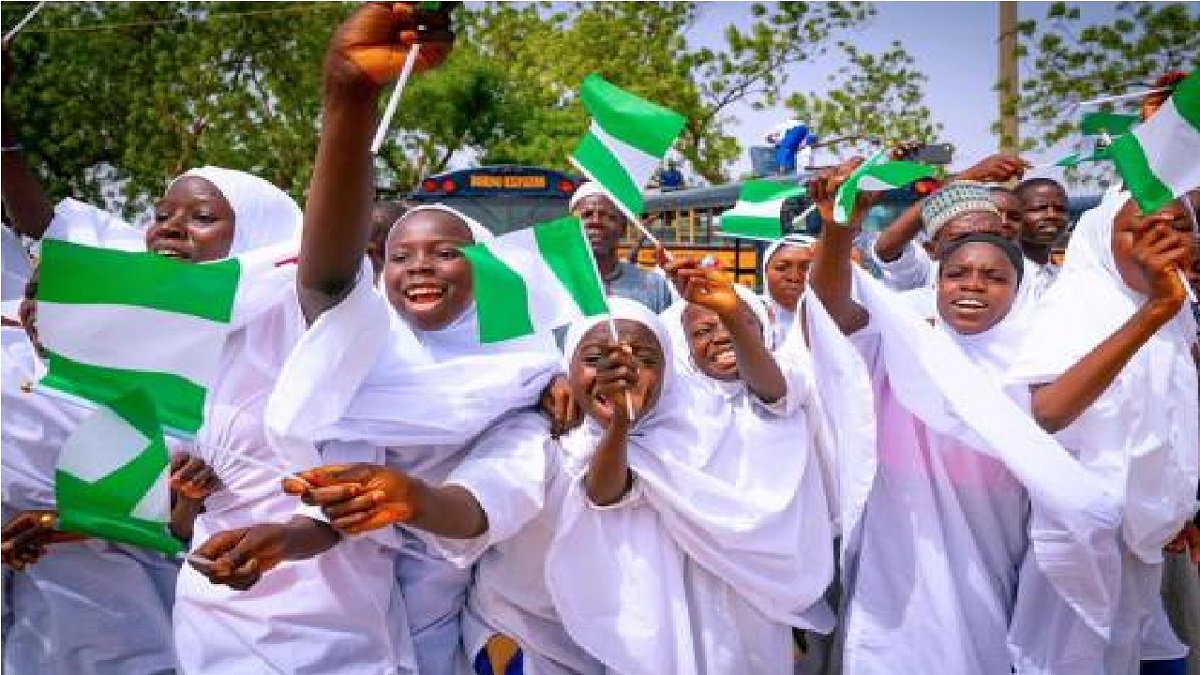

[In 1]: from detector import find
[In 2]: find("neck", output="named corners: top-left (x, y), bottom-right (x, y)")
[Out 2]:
top-left (1021, 241), bottom-right (1051, 265)
top-left (595, 251), bottom-right (619, 278)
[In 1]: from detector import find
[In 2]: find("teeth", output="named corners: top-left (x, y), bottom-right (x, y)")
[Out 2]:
top-left (155, 250), bottom-right (186, 259)
top-left (715, 351), bottom-right (737, 366)
top-left (405, 287), bottom-right (444, 301)
top-left (953, 299), bottom-right (985, 309)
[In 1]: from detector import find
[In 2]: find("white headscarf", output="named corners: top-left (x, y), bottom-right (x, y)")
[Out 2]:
top-left (1009, 193), bottom-right (1199, 564)
top-left (265, 205), bottom-right (560, 467)
top-left (548, 298), bottom-right (835, 673)
top-left (760, 234), bottom-right (817, 348)
top-left (175, 167), bottom-right (302, 255)
top-left (567, 181), bottom-right (611, 213)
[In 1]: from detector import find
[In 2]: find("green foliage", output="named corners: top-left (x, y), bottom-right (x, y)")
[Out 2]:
top-left (3, 2), bottom-right (351, 216)
top-left (3, 1), bottom-right (878, 212)
top-left (783, 40), bottom-right (942, 150)
top-left (1003, 1), bottom-right (1199, 185)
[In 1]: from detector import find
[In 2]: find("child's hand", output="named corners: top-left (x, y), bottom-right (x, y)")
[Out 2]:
top-left (678, 268), bottom-right (741, 320)
top-left (1128, 213), bottom-right (1191, 311)
top-left (170, 453), bottom-right (220, 501)
top-left (539, 374), bottom-right (582, 438)
top-left (807, 157), bottom-right (864, 224)
top-left (594, 343), bottom-right (639, 426)
top-left (190, 524), bottom-right (289, 590)
top-left (326, 2), bottom-right (455, 91)
top-left (2, 510), bottom-right (87, 571)
top-left (284, 464), bottom-right (428, 534)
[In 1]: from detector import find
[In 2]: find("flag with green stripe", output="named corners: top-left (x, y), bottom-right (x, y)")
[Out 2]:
top-left (55, 387), bottom-right (182, 555)
top-left (569, 73), bottom-right (687, 223)
top-left (462, 216), bottom-right (609, 343)
top-left (719, 180), bottom-right (806, 240)
top-left (1052, 147), bottom-right (1111, 168)
top-left (36, 237), bottom-right (294, 436)
top-left (1080, 112), bottom-right (1138, 138)
top-left (1109, 69), bottom-right (1200, 214)
top-left (833, 149), bottom-right (935, 224)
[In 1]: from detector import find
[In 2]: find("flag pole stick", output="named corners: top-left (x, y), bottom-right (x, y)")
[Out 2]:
top-left (215, 450), bottom-right (313, 490)
top-left (1177, 269), bottom-right (1197, 305)
top-left (3, 1), bottom-right (45, 43)
top-left (576, 218), bottom-right (638, 420)
top-left (370, 43), bottom-right (422, 155)
top-left (1076, 88), bottom-right (1170, 108)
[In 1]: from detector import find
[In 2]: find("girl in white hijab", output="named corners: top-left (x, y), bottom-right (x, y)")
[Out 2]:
top-left (761, 233), bottom-right (818, 349)
top-left (1, 165), bottom-right (303, 675)
top-left (1006, 192), bottom-right (1198, 674)
top-left (801, 158), bottom-right (1189, 674)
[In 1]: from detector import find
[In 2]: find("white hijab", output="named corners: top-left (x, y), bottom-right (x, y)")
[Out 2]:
top-left (174, 166), bottom-right (301, 256)
top-left (265, 205), bottom-right (560, 467)
top-left (1009, 193), bottom-right (1199, 564)
top-left (760, 234), bottom-right (816, 349)
top-left (547, 299), bottom-right (835, 673)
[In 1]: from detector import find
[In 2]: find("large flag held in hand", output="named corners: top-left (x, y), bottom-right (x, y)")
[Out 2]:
top-left (36, 237), bottom-right (294, 436)
top-left (833, 149), bottom-right (935, 224)
top-left (1110, 69), bottom-right (1200, 214)
top-left (569, 73), bottom-right (687, 222)
top-left (462, 216), bottom-right (609, 343)
top-left (55, 388), bottom-right (181, 555)
top-left (719, 180), bottom-right (807, 240)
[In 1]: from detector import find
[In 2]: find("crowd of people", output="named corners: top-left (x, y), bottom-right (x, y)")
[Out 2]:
top-left (1, 4), bottom-right (1198, 674)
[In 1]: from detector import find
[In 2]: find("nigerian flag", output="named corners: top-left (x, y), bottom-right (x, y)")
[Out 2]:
top-left (719, 181), bottom-right (806, 240)
top-left (833, 149), bottom-right (935, 224)
top-left (35, 237), bottom-right (293, 436)
top-left (1080, 112), bottom-right (1138, 137)
top-left (55, 387), bottom-right (181, 555)
top-left (1053, 147), bottom-right (1110, 168)
top-left (462, 216), bottom-right (609, 343)
top-left (569, 73), bottom-right (687, 222)
top-left (1110, 69), bottom-right (1200, 214)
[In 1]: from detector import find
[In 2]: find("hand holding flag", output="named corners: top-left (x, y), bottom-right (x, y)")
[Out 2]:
top-left (831, 149), bottom-right (936, 224)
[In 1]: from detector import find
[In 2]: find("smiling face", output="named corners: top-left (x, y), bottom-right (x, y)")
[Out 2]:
top-left (572, 194), bottom-right (625, 258)
top-left (382, 210), bottom-right (475, 331)
top-left (936, 241), bottom-right (1019, 335)
top-left (144, 176), bottom-right (236, 262)
top-left (568, 319), bottom-right (665, 429)
top-left (1018, 183), bottom-right (1069, 247)
top-left (765, 245), bottom-right (815, 312)
top-left (682, 303), bottom-right (741, 382)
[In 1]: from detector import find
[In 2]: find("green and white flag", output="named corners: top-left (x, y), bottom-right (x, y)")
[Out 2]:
top-left (1080, 112), bottom-right (1138, 138)
top-left (719, 180), bottom-right (806, 240)
top-left (36, 237), bottom-right (294, 436)
top-left (1109, 69), bottom-right (1200, 214)
top-left (55, 387), bottom-right (181, 555)
top-left (462, 216), bottom-right (609, 343)
top-left (833, 149), bottom-right (935, 224)
top-left (1052, 147), bottom-right (1110, 168)
top-left (569, 73), bottom-right (687, 223)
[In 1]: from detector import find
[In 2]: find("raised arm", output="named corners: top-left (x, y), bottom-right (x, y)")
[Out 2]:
top-left (297, 3), bottom-right (453, 322)
top-left (806, 158), bottom-right (870, 335)
top-left (873, 201), bottom-right (926, 263)
top-left (1031, 214), bottom-right (1190, 433)
top-left (1, 49), bottom-right (54, 240)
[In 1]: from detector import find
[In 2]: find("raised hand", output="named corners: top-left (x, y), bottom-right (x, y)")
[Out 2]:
top-left (594, 343), bottom-right (640, 427)
top-left (954, 153), bottom-right (1029, 183)
top-left (2, 510), bottom-right (87, 570)
top-left (679, 267), bottom-right (741, 319)
top-left (326, 2), bottom-right (455, 91)
top-left (807, 157), bottom-right (864, 225)
top-left (1127, 212), bottom-right (1191, 312)
top-left (170, 452), bottom-right (220, 501)
top-left (284, 463), bottom-right (429, 535)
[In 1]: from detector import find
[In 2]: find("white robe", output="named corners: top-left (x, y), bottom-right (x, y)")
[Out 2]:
top-left (545, 299), bottom-right (835, 675)
top-left (2, 327), bottom-right (180, 675)
top-left (1008, 188), bottom-right (1197, 674)
top-left (803, 270), bottom-right (1121, 675)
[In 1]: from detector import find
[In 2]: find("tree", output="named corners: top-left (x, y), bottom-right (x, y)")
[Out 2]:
top-left (1004, 1), bottom-right (1199, 184)
top-left (3, 1), bottom-right (350, 217)
top-left (782, 41), bottom-right (942, 151)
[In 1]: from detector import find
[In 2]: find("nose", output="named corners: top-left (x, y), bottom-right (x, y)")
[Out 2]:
top-left (151, 209), bottom-right (188, 240)
top-left (403, 249), bottom-right (436, 274)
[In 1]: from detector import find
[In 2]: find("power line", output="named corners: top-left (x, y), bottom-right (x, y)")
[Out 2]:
top-left (8, 3), bottom-right (347, 36)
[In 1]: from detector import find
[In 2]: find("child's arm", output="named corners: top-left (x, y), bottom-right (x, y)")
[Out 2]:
top-left (584, 345), bottom-right (638, 507)
top-left (806, 159), bottom-right (871, 335)
top-left (1031, 214), bottom-right (1191, 433)
top-left (188, 516), bottom-right (341, 590)
top-left (296, 3), bottom-right (454, 322)
top-left (168, 453), bottom-right (220, 543)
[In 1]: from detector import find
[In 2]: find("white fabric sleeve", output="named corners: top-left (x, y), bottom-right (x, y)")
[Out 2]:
top-left (583, 471), bottom-right (645, 511)
top-left (44, 199), bottom-right (145, 251)
top-left (429, 413), bottom-right (551, 568)
top-left (871, 240), bottom-right (934, 292)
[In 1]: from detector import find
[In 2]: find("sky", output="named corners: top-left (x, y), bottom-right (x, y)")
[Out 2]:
top-left (684, 1), bottom-right (1129, 179)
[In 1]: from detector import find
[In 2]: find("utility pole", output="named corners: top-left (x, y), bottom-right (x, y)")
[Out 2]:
top-left (998, 1), bottom-right (1020, 154)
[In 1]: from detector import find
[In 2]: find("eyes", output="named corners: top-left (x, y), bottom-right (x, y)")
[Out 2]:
top-left (152, 208), bottom-right (221, 225)
top-left (579, 348), bottom-right (661, 368)
top-left (943, 266), bottom-right (1012, 285)
top-left (577, 208), bottom-right (621, 224)
top-left (387, 246), bottom-right (465, 264)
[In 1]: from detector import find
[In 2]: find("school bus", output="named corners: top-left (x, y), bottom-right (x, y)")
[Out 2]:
top-left (401, 165), bottom-right (1101, 290)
